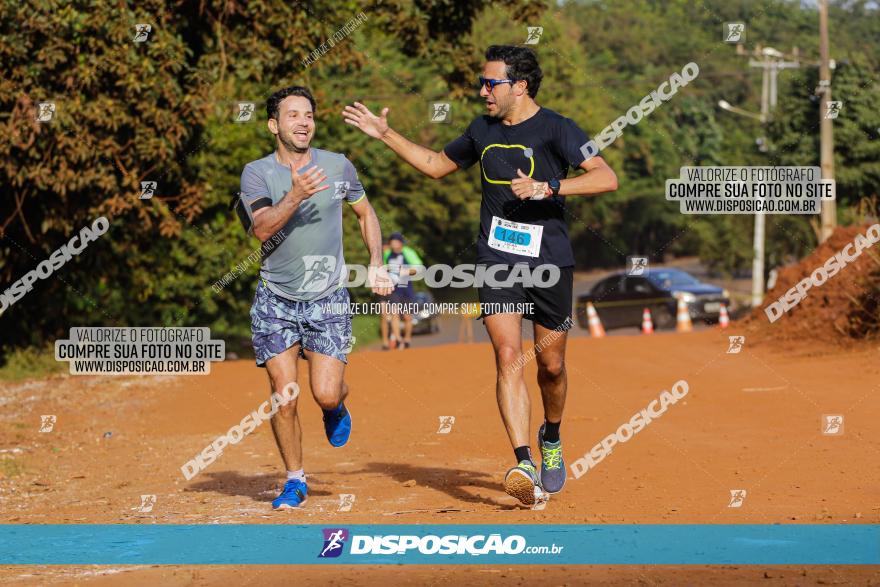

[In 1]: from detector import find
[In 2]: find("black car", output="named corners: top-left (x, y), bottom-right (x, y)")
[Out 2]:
top-left (575, 268), bottom-right (730, 331)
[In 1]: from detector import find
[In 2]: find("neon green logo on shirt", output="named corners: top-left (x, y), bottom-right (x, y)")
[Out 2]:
top-left (480, 144), bottom-right (535, 185)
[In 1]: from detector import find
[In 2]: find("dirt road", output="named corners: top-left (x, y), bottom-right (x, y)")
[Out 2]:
top-left (1, 329), bottom-right (878, 584)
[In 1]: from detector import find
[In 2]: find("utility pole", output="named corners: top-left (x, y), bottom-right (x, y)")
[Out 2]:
top-left (743, 46), bottom-right (800, 307)
top-left (753, 51), bottom-right (768, 309)
top-left (818, 0), bottom-right (836, 241)
top-left (722, 16), bottom-right (834, 304)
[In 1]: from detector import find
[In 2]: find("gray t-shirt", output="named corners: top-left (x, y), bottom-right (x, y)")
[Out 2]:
top-left (239, 148), bottom-right (365, 301)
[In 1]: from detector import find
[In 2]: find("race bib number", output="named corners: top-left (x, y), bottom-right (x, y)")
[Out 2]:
top-left (487, 216), bottom-right (543, 258)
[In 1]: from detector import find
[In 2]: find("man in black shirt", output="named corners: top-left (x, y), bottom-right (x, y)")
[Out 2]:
top-left (343, 45), bottom-right (617, 506)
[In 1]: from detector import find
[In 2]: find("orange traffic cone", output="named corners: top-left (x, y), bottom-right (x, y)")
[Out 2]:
top-left (586, 302), bottom-right (606, 338)
top-left (675, 298), bottom-right (693, 333)
top-left (641, 308), bottom-right (654, 334)
top-left (718, 303), bottom-right (730, 329)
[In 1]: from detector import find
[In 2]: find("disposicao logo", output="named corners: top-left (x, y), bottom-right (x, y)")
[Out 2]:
top-left (317, 530), bottom-right (563, 557)
top-left (318, 528), bottom-right (349, 558)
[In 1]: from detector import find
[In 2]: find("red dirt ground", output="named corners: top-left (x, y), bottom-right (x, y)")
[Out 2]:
top-left (744, 223), bottom-right (880, 347)
top-left (1, 329), bottom-right (878, 585)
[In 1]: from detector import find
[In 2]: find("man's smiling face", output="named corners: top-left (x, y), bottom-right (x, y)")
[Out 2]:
top-left (480, 60), bottom-right (516, 119)
top-left (274, 95), bottom-right (315, 152)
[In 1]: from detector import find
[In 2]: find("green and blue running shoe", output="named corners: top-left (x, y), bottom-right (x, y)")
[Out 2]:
top-left (538, 423), bottom-right (566, 494)
top-left (503, 460), bottom-right (544, 506)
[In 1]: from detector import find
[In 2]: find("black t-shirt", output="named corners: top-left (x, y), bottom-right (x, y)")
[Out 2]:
top-left (443, 107), bottom-right (590, 268)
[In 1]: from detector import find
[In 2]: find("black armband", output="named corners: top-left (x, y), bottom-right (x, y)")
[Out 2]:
top-left (231, 191), bottom-right (272, 235)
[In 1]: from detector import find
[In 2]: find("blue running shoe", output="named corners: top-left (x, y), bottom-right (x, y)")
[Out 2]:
top-left (272, 478), bottom-right (308, 510)
top-left (323, 403), bottom-right (352, 447)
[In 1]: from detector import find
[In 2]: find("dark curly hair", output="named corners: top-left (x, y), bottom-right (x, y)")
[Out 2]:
top-left (266, 86), bottom-right (317, 120)
top-left (485, 45), bottom-right (543, 98)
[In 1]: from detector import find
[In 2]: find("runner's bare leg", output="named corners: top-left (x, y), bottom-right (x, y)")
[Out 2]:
top-left (403, 314), bottom-right (413, 344)
top-left (380, 308), bottom-right (391, 347)
top-left (266, 345), bottom-right (302, 470)
top-left (484, 312), bottom-right (530, 449)
top-left (303, 349), bottom-right (347, 411)
top-left (533, 323), bottom-right (567, 424)
top-left (390, 312), bottom-right (402, 345)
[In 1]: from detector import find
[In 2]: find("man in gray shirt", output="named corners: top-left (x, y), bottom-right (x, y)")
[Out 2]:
top-left (239, 86), bottom-right (391, 510)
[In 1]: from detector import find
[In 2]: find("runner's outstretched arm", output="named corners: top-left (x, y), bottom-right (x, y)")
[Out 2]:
top-left (342, 102), bottom-right (458, 179)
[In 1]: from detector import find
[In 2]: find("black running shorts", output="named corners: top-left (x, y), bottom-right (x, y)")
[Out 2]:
top-left (477, 266), bottom-right (574, 331)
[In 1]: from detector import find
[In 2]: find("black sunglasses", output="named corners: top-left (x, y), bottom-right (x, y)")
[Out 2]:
top-left (478, 76), bottom-right (516, 91)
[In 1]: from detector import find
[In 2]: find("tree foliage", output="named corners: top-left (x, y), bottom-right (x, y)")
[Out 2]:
top-left (0, 0), bottom-right (877, 354)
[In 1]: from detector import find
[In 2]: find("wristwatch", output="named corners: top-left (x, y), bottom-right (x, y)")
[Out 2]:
top-left (547, 178), bottom-right (561, 197)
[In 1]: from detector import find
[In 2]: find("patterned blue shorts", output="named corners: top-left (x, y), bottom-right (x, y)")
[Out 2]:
top-left (250, 281), bottom-right (353, 367)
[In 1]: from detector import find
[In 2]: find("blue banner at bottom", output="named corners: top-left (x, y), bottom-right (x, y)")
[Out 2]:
top-left (1, 524), bottom-right (877, 565)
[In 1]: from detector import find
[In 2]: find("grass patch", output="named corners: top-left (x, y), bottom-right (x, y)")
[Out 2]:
top-left (351, 313), bottom-right (380, 351)
top-left (0, 457), bottom-right (24, 479)
top-left (0, 346), bottom-right (64, 382)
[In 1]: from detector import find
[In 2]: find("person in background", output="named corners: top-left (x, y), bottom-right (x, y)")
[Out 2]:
top-left (459, 300), bottom-right (479, 343)
top-left (381, 232), bottom-right (423, 350)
